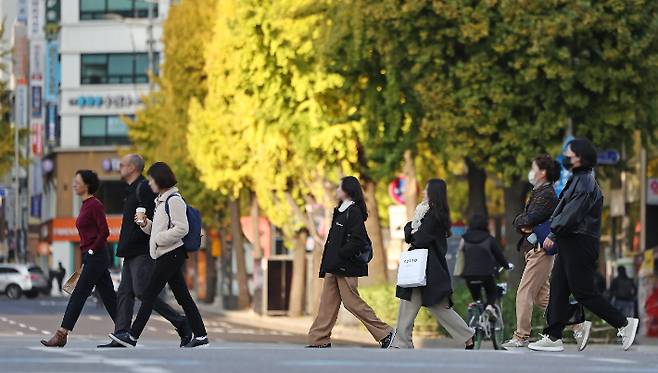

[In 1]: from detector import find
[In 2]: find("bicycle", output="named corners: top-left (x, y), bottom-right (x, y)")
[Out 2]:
top-left (466, 281), bottom-right (508, 350)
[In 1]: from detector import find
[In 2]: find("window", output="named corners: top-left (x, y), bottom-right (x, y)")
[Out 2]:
top-left (96, 180), bottom-right (126, 215)
top-left (80, 0), bottom-right (158, 20)
top-left (81, 53), bottom-right (159, 85)
top-left (80, 115), bottom-right (131, 146)
top-left (0, 267), bottom-right (19, 274)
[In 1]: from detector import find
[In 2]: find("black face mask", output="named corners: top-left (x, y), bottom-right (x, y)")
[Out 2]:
top-left (562, 156), bottom-right (573, 170)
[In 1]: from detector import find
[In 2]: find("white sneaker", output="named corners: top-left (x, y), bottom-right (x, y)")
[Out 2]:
top-left (528, 335), bottom-right (564, 352)
top-left (573, 321), bottom-right (592, 351)
top-left (502, 337), bottom-right (529, 348)
top-left (618, 317), bottom-right (639, 351)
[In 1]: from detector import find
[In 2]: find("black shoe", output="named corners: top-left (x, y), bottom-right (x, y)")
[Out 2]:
top-left (184, 336), bottom-right (209, 348)
top-left (109, 332), bottom-right (137, 348)
top-left (380, 330), bottom-right (397, 349)
top-left (97, 340), bottom-right (125, 348)
top-left (305, 343), bottom-right (331, 348)
top-left (177, 323), bottom-right (193, 348)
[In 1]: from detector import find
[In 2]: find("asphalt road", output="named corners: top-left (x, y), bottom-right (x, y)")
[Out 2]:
top-left (2, 296), bottom-right (658, 373)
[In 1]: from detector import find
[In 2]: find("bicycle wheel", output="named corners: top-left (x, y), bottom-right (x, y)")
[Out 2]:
top-left (473, 327), bottom-right (484, 350)
top-left (466, 307), bottom-right (483, 350)
top-left (490, 312), bottom-right (505, 350)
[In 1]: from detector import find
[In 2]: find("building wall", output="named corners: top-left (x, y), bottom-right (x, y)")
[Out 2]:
top-left (53, 149), bottom-right (121, 218)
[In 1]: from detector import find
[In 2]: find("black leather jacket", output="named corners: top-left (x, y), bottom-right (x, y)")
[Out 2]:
top-left (549, 168), bottom-right (603, 240)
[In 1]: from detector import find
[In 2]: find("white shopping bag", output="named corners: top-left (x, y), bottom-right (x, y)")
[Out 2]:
top-left (396, 249), bottom-right (428, 288)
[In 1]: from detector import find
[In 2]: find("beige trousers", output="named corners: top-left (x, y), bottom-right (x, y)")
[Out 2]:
top-left (308, 273), bottom-right (392, 345)
top-left (394, 288), bottom-right (475, 349)
top-left (514, 248), bottom-right (554, 339)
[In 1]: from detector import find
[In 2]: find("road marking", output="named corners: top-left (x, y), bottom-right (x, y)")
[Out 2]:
top-left (8, 320), bottom-right (16, 325)
top-left (147, 326), bottom-right (158, 332)
top-left (590, 357), bottom-right (637, 365)
top-left (88, 315), bottom-right (102, 321)
top-left (18, 323), bottom-right (27, 328)
top-left (41, 330), bottom-right (50, 335)
top-left (0, 317), bottom-right (6, 321)
top-left (29, 326), bottom-right (37, 331)
top-left (15, 331), bottom-right (24, 336)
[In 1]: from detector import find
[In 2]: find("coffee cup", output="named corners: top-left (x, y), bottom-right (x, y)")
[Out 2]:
top-left (136, 207), bottom-right (146, 224)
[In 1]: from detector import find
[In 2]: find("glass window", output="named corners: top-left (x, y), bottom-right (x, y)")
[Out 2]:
top-left (81, 54), bottom-right (108, 84)
top-left (108, 54), bottom-right (134, 83)
top-left (107, 116), bottom-right (129, 136)
top-left (80, 116), bottom-right (131, 146)
top-left (80, 0), bottom-right (158, 20)
top-left (81, 53), bottom-right (158, 85)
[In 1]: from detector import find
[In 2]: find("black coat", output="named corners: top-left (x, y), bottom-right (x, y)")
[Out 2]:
top-left (319, 204), bottom-right (369, 278)
top-left (396, 210), bottom-right (452, 307)
top-left (461, 230), bottom-right (509, 277)
top-left (549, 168), bottom-right (603, 240)
top-left (116, 175), bottom-right (157, 258)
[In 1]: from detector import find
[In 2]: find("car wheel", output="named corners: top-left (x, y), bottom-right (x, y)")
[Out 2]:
top-left (25, 290), bottom-right (39, 299)
top-left (6, 284), bottom-right (22, 299)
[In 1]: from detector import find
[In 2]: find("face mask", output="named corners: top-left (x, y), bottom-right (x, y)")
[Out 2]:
top-left (562, 156), bottom-right (573, 170)
top-left (528, 170), bottom-right (537, 186)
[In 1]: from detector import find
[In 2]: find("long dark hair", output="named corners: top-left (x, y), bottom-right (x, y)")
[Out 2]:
top-left (426, 179), bottom-right (451, 237)
top-left (339, 176), bottom-right (368, 221)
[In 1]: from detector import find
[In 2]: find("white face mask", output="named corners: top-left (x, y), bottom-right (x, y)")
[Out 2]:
top-left (528, 170), bottom-right (537, 186)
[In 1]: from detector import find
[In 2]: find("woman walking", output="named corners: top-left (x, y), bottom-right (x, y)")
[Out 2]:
top-left (529, 138), bottom-right (639, 352)
top-left (502, 155), bottom-right (592, 349)
top-left (41, 170), bottom-right (117, 347)
top-left (393, 179), bottom-right (475, 349)
top-left (460, 214), bottom-right (512, 308)
top-left (307, 176), bottom-right (395, 348)
top-left (110, 162), bottom-right (208, 348)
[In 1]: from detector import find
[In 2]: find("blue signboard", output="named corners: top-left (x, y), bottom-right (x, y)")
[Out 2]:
top-left (0, 187), bottom-right (7, 198)
top-left (597, 150), bottom-right (621, 166)
top-left (44, 41), bottom-right (60, 102)
top-left (554, 135), bottom-right (574, 196)
top-left (30, 194), bottom-right (41, 218)
top-left (31, 86), bottom-right (42, 118)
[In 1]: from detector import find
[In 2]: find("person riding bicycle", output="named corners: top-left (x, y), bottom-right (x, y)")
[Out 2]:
top-left (460, 214), bottom-right (513, 309)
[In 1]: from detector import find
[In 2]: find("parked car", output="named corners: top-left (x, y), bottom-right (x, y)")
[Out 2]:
top-left (0, 264), bottom-right (50, 299)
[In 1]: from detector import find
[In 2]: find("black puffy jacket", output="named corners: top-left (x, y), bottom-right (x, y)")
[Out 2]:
top-left (319, 204), bottom-right (369, 278)
top-left (461, 230), bottom-right (509, 277)
top-left (549, 168), bottom-right (603, 240)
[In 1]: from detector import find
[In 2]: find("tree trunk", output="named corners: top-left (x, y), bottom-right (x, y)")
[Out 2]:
top-left (403, 150), bottom-right (418, 220)
top-left (466, 157), bottom-right (488, 219)
top-left (362, 178), bottom-right (387, 285)
top-left (503, 180), bottom-right (530, 289)
top-left (249, 193), bottom-right (263, 314)
top-left (230, 198), bottom-right (251, 309)
top-left (289, 229), bottom-right (308, 317)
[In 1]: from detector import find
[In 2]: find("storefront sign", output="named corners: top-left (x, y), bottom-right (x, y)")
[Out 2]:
top-left (44, 41), bottom-right (60, 102)
top-left (68, 95), bottom-right (143, 109)
top-left (102, 158), bottom-right (121, 173)
top-left (31, 86), bottom-right (42, 118)
top-left (31, 123), bottom-right (43, 157)
top-left (647, 179), bottom-right (658, 206)
top-left (51, 216), bottom-right (122, 242)
top-left (46, 104), bottom-right (59, 146)
top-left (14, 85), bottom-right (28, 129)
top-left (30, 194), bottom-right (41, 218)
top-left (17, 0), bottom-right (28, 23)
top-left (27, 0), bottom-right (45, 39)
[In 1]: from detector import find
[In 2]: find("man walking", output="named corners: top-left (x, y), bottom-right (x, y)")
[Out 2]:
top-left (98, 154), bottom-right (191, 348)
top-left (610, 266), bottom-right (637, 318)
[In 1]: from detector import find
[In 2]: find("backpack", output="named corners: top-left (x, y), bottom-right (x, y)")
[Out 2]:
top-left (164, 193), bottom-right (202, 252)
top-left (614, 277), bottom-right (636, 300)
top-left (345, 206), bottom-right (373, 264)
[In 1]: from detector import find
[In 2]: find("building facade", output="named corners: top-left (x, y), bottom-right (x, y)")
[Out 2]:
top-left (43, 0), bottom-right (168, 277)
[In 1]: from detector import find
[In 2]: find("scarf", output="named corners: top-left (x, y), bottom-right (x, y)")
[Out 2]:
top-left (411, 201), bottom-right (430, 234)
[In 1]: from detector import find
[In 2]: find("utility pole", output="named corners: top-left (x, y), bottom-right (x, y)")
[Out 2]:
top-left (13, 99), bottom-right (19, 263)
top-left (146, 0), bottom-right (155, 93)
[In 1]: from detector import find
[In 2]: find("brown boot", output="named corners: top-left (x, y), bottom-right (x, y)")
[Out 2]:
top-left (41, 329), bottom-right (67, 347)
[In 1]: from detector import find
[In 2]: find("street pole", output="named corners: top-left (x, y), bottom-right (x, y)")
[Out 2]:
top-left (147, 1), bottom-right (155, 93)
top-left (13, 111), bottom-right (19, 263)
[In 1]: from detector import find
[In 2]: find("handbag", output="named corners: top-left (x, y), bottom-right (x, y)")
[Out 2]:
top-left (534, 220), bottom-right (558, 255)
top-left (396, 248), bottom-right (429, 288)
top-left (62, 265), bottom-right (83, 295)
top-left (453, 239), bottom-right (465, 276)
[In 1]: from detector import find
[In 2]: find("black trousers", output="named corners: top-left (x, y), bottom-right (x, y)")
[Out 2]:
top-left (61, 249), bottom-right (117, 331)
top-left (544, 234), bottom-right (627, 339)
top-left (130, 247), bottom-right (206, 339)
top-left (114, 254), bottom-right (188, 333)
top-left (464, 276), bottom-right (498, 306)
